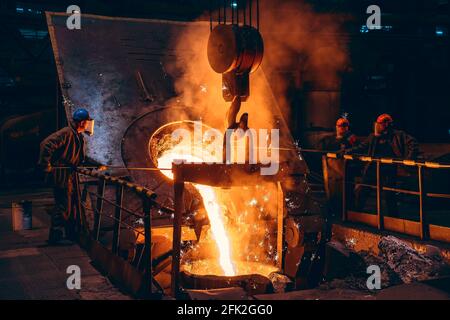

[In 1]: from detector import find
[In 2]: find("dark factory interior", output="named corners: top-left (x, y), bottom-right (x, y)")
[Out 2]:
top-left (0, 0), bottom-right (449, 304)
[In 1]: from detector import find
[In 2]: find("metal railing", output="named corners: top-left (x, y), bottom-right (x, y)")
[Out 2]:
top-left (322, 152), bottom-right (450, 242)
top-left (74, 167), bottom-right (175, 296)
top-left (67, 150), bottom-right (450, 298)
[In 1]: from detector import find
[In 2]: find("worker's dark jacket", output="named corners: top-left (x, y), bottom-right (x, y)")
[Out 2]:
top-left (38, 124), bottom-right (85, 188)
top-left (317, 131), bottom-right (357, 151)
top-left (347, 130), bottom-right (419, 160)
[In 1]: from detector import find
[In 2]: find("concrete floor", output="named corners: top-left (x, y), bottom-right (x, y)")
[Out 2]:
top-left (1, 187), bottom-right (448, 300)
top-left (0, 188), bottom-right (131, 300)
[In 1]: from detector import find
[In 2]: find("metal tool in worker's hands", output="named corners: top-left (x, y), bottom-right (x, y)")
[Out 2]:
top-left (48, 165), bottom-right (172, 171)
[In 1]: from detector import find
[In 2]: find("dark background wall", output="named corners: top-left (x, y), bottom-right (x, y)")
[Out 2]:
top-left (0, 0), bottom-right (449, 185)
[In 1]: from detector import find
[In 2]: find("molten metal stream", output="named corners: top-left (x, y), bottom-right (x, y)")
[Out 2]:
top-left (157, 151), bottom-right (236, 276)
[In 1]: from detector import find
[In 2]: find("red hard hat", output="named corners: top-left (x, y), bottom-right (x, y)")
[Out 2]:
top-left (336, 118), bottom-right (349, 127)
top-left (376, 113), bottom-right (393, 124)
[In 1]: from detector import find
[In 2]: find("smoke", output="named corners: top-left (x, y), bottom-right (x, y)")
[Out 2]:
top-left (166, 22), bottom-right (279, 132)
top-left (261, 0), bottom-right (349, 87)
top-left (165, 22), bottom-right (228, 129)
top-left (167, 0), bottom-right (349, 130)
top-left (163, 1), bottom-right (349, 272)
top-left (262, 0), bottom-right (350, 124)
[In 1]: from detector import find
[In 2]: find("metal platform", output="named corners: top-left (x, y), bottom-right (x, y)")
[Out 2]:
top-left (0, 189), bottom-right (131, 300)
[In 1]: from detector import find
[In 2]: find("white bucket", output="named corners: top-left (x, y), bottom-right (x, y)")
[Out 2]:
top-left (12, 201), bottom-right (32, 231)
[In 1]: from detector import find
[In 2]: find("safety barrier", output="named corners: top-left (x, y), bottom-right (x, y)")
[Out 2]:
top-left (323, 152), bottom-right (450, 242)
top-left (73, 168), bottom-right (174, 297)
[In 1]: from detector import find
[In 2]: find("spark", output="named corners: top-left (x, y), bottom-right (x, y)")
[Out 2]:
top-left (346, 237), bottom-right (357, 247)
top-left (158, 149), bottom-right (235, 276)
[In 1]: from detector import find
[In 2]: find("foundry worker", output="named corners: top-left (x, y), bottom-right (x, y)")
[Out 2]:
top-left (346, 113), bottom-right (419, 216)
top-left (317, 117), bottom-right (357, 151)
top-left (318, 118), bottom-right (357, 217)
top-left (38, 108), bottom-right (95, 244)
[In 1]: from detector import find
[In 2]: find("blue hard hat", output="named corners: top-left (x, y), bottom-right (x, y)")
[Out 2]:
top-left (72, 108), bottom-right (92, 122)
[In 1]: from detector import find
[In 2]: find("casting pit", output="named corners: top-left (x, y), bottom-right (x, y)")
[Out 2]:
top-left (181, 259), bottom-right (276, 295)
top-left (149, 120), bottom-right (280, 292)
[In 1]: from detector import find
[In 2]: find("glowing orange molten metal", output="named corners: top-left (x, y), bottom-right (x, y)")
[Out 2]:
top-left (157, 150), bottom-right (236, 276)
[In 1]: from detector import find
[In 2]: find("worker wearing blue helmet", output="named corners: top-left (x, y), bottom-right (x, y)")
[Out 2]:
top-left (38, 107), bottom-right (95, 244)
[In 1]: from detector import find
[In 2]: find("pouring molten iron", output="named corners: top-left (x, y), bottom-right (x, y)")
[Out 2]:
top-left (153, 20), bottom-right (277, 284)
top-left (157, 149), bottom-right (235, 276)
top-left (150, 121), bottom-right (279, 278)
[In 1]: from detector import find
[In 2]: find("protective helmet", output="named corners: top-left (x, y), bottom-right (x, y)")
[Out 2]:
top-left (72, 108), bottom-right (92, 122)
top-left (376, 113), bottom-right (393, 125)
top-left (336, 118), bottom-right (349, 127)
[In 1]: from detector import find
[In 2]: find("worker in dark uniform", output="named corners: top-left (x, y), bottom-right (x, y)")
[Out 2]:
top-left (347, 114), bottom-right (419, 216)
top-left (317, 118), bottom-right (358, 217)
top-left (317, 117), bottom-right (357, 152)
top-left (38, 108), bottom-right (95, 244)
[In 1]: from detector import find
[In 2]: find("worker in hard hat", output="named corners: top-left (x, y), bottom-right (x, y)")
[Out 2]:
top-left (317, 117), bottom-right (357, 151)
top-left (38, 108), bottom-right (95, 244)
top-left (317, 117), bottom-right (358, 217)
top-left (347, 113), bottom-right (419, 216)
top-left (348, 113), bottom-right (419, 160)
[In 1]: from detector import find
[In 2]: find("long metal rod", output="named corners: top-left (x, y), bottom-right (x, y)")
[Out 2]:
top-left (382, 186), bottom-right (419, 196)
top-left (143, 197), bottom-right (153, 295)
top-left (426, 192), bottom-right (450, 199)
top-left (171, 180), bottom-right (184, 298)
top-left (79, 201), bottom-right (144, 236)
top-left (209, 0), bottom-right (213, 31)
top-left (342, 159), bottom-right (347, 221)
top-left (55, 75), bottom-right (59, 130)
top-left (218, 0), bottom-right (221, 24)
top-left (74, 173), bottom-right (83, 233)
top-left (249, 0), bottom-right (252, 27)
top-left (418, 166), bottom-right (426, 239)
top-left (81, 185), bottom-right (88, 221)
top-left (94, 178), bottom-right (106, 240)
top-left (376, 161), bottom-right (383, 230)
top-left (90, 188), bottom-right (173, 216)
top-left (236, 0), bottom-right (239, 25)
top-left (276, 182), bottom-right (284, 270)
top-left (243, 0), bottom-right (246, 25)
top-left (223, 0), bottom-right (226, 24)
top-left (231, 0), bottom-right (234, 24)
top-left (53, 166), bottom-right (172, 171)
top-left (87, 188), bottom-right (173, 216)
top-left (112, 184), bottom-right (124, 255)
top-left (52, 152), bottom-right (450, 170)
top-left (136, 242), bottom-right (146, 270)
top-left (88, 191), bottom-right (145, 218)
top-left (256, 0), bottom-right (259, 30)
